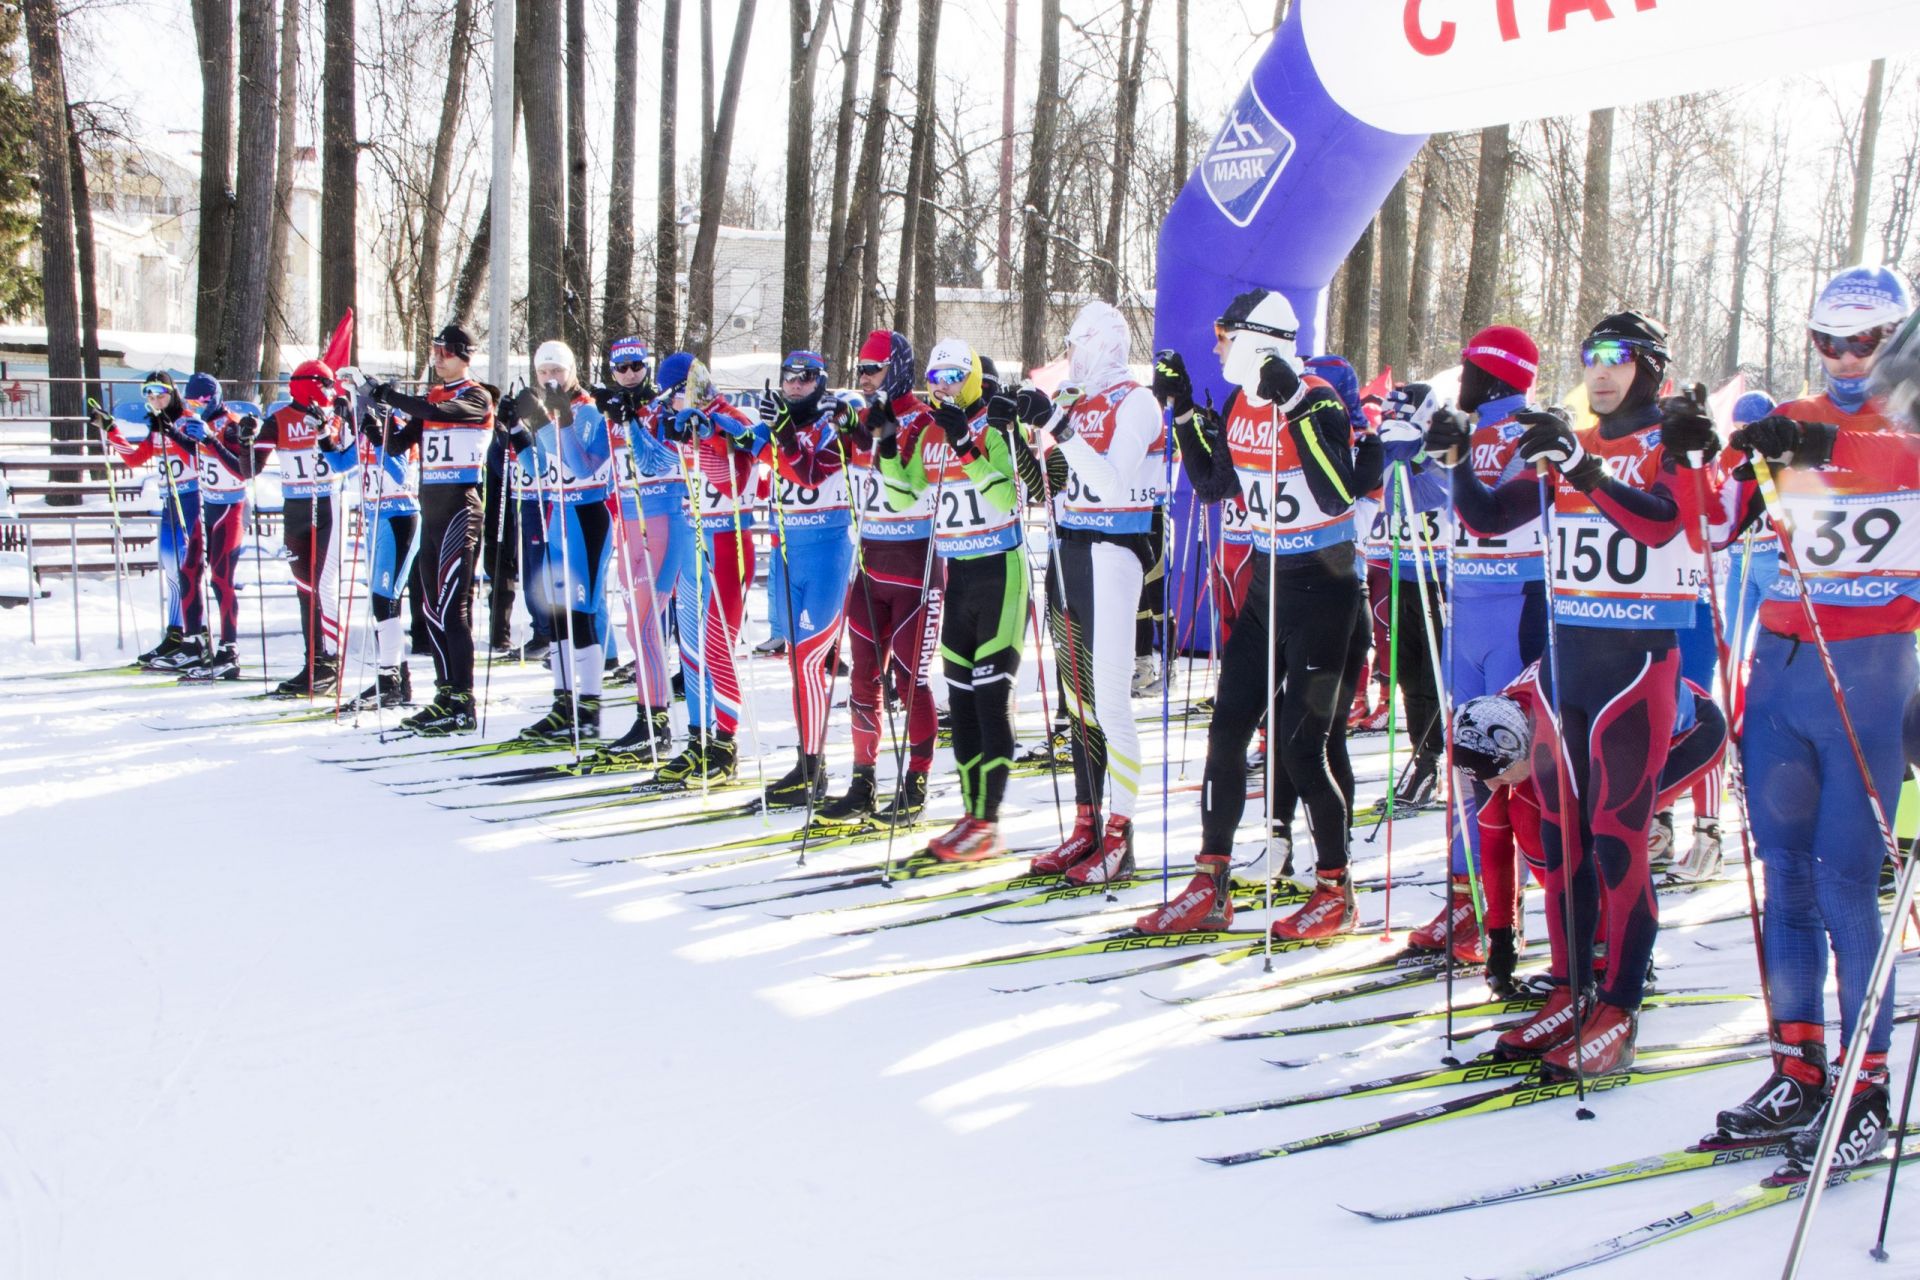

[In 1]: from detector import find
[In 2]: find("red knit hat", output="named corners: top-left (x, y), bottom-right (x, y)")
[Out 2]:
top-left (857, 331), bottom-right (893, 364)
top-left (1461, 325), bottom-right (1539, 392)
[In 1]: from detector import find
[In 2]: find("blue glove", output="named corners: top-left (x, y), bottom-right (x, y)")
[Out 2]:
top-left (180, 418), bottom-right (209, 442)
top-left (672, 407), bottom-right (709, 441)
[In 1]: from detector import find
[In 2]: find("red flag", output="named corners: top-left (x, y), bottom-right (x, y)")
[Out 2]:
top-left (321, 309), bottom-right (355, 372)
top-left (1359, 365), bottom-right (1393, 402)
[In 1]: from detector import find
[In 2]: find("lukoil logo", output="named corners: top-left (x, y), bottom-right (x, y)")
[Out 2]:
top-left (1201, 83), bottom-right (1295, 229)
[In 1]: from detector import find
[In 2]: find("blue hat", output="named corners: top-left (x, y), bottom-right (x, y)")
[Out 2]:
top-left (656, 352), bottom-right (694, 393)
top-left (1732, 391), bottom-right (1775, 424)
top-left (1303, 354), bottom-right (1366, 432)
top-left (610, 336), bottom-right (650, 367)
top-left (781, 350), bottom-right (826, 379)
top-left (184, 372), bottom-right (222, 405)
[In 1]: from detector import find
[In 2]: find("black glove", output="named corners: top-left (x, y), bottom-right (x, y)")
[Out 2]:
top-left (759, 387), bottom-right (790, 430)
top-left (1729, 415), bottom-right (1837, 471)
top-left (371, 382), bottom-right (396, 408)
top-left (1256, 354), bottom-right (1302, 407)
top-left (87, 402), bottom-right (114, 433)
top-left (986, 393), bottom-right (1018, 429)
top-left (360, 409), bottom-right (386, 447)
top-left (1485, 927), bottom-right (1518, 995)
top-left (1514, 408), bottom-right (1602, 491)
top-left (1014, 384), bottom-right (1053, 427)
top-left (332, 394), bottom-right (352, 421)
top-left (1423, 405), bottom-right (1472, 467)
top-left (512, 386), bottom-right (546, 428)
top-left (595, 385), bottom-right (628, 424)
top-left (1659, 383), bottom-right (1719, 466)
top-left (233, 413), bottom-right (260, 445)
top-left (865, 395), bottom-right (896, 437)
top-left (1151, 349), bottom-right (1194, 418)
top-left (934, 400), bottom-right (972, 451)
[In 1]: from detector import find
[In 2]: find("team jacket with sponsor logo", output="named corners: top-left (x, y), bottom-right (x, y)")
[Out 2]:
top-left (376, 378), bottom-right (494, 486)
top-left (256, 401), bottom-right (344, 499)
top-left (1451, 393), bottom-right (1544, 589)
top-left (1057, 379), bottom-right (1164, 535)
top-left (318, 412), bottom-right (421, 515)
top-left (516, 393), bottom-right (613, 506)
top-left (1721, 395), bottom-right (1920, 641)
top-left (878, 406), bottom-right (1022, 559)
top-left (848, 395), bottom-right (938, 541)
top-left (762, 403), bottom-right (852, 532)
top-left (675, 397), bottom-right (761, 532)
top-left (1221, 375), bottom-right (1359, 559)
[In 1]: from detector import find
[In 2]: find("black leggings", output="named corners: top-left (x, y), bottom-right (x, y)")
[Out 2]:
top-left (1203, 557), bottom-right (1362, 872)
top-left (941, 551), bottom-right (1028, 822)
top-left (413, 484), bottom-right (484, 692)
top-left (1388, 570), bottom-right (1447, 760)
top-left (1269, 601), bottom-right (1367, 834)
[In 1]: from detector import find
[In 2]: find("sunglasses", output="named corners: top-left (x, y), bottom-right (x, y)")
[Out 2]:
top-left (926, 367), bottom-right (968, 388)
top-left (1810, 323), bottom-right (1892, 360)
top-left (781, 368), bottom-right (822, 383)
top-left (856, 362), bottom-right (887, 377)
top-left (1579, 340), bottom-right (1640, 368)
top-left (611, 359), bottom-right (648, 371)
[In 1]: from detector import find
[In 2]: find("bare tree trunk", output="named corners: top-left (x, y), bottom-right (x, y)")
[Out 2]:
top-left (218, 0), bottom-right (280, 399)
top-left (259, 0), bottom-right (299, 387)
top-left (683, 0), bottom-right (757, 358)
top-left (906, 0), bottom-right (941, 358)
top-left (413, 0), bottom-right (476, 370)
top-left (524, 0), bottom-right (566, 345)
top-left (603, 0), bottom-right (640, 352)
top-left (22, 0), bottom-right (83, 494)
top-left (851, 0), bottom-right (901, 349)
top-left (452, 192), bottom-right (492, 322)
top-left (192, 0), bottom-right (235, 368)
top-left (563, 0), bottom-right (591, 358)
top-left (1272, 0), bottom-right (1287, 26)
top-left (779, 0), bottom-right (837, 357)
top-left (817, 0), bottom-right (868, 376)
top-left (1019, 0), bottom-right (1060, 369)
top-left (1846, 57), bottom-right (1887, 266)
top-left (1459, 123), bottom-right (1509, 339)
top-left (1723, 192), bottom-right (1753, 378)
top-left (1338, 220), bottom-right (1375, 373)
top-left (995, 0), bottom-right (1015, 290)
top-left (1098, 0), bottom-right (1152, 302)
top-left (700, 0), bottom-right (715, 154)
top-left (892, 0), bottom-right (937, 341)
top-left (1377, 172), bottom-right (1410, 378)
top-left (652, 0), bottom-right (681, 346)
top-left (65, 110), bottom-right (102, 410)
top-left (1406, 142), bottom-right (1442, 374)
top-left (320, 0), bottom-right (355, 353)
top-left (1575, 107), bottom-right (1613, 333)
top-left (1172, 0), bottom-right (1188, 183)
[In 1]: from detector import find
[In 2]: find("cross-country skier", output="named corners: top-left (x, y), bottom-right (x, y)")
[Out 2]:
top-left (819, 330), bottom-right (943, 824)
top-left (103, 372), bottom-right (208, 672)
top-left (323, 389), bottom-right (423, 709)
top-left (1135, 289), bottom-right (1367, 938)
top-left (1026, 301), bottom-right (1164, 884)
top-left (1702, 268), bottom-right (1920, 1177)
top-left (174, 372), bottom-right (257, 681)
top-left (878, 339), bottom-right (1027, 862)
top-left (361, 323), bottom-right (495, 735)
top-left (1426, 310), bottom-right (1712, 1079)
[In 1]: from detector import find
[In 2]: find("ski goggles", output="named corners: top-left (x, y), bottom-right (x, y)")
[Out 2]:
top-left (856, 362), bottom-right (887, 378)
top-left (142, 382), bottom-right (174, 399)
top-left (1579, 339), bottom-right (1645, 368)
top-left (1810, 323), bottom-right (1894, 360)
top-left (184, 396), bottom-right (213, 413)
top-left (925, 367), bottom-right (969, 389)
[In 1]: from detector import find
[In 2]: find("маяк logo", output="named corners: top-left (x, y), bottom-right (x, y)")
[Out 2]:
top-left (1202, 83), bottom-right (1295, 229)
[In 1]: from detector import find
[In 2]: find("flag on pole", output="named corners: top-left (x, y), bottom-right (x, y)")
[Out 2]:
top-left (321, 309), bottom-right (355, 372)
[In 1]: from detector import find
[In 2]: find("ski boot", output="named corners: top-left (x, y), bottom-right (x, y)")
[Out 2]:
top-left (1541, 999), bottom-right (1638, 1080)
top-left (753, 635), bottom-right (787, 657)
top-left (929, 818), bottom-right (1003, 863)
top-left (604, 708), bottom-right (673, 764)
top-left (272, 654), bottom-right (338, 698)
top-left (1705, 1022), bottom-right (1828, 1148)
top-left (877, 770), bottom-right (929, 825)
top-left (149, 633), bottom-right (210, 673)
top-left (1351, 682), bottom-right (1392, 733)
top-left (349, 664), bottom-right (413, 709)
top-left (139, 626), bottom-right (187, 668)
top-left (177, 644), bottom-right (241, 682)
top-left (519, 636), bottom-right (552, 665)
top-left (1672, 821), bottom-right (1723, 882)
top-left (1029, 804), bottom-right (1100, 875)
top-left (1131, 654), bottom-right (1163, 698)
top-left (1345, 681), bottom-right (1374, 731)
top-left (1406, 876), bottom-right (1485, 964)
top-left (1189, 695), bottom-right (1215, 717)
top-left (1270, 833), bottom-right (1295, 880)
top-left (1016, 725), bottom-right (1071, 767)
top-left (816, 766), bottom-right (878, 822)
top-left (654, 731), bottom-right (736, 784)
top-left (1772, 1052), bottom-right (1891, 1182)
top-left (1647, 809), bottom-right (1677, 870)
top-left (1491, 983), bottom-right (1583, 1061)
top-left (404, 689), bottom-right (477, 736)
top-left (609, 660), bottom-right (636, 685)
top-left (1135, 853), bottom-right (1233, 933)
top-left (670, 669), bottom-right (686, 702)
top-left (519, 692), bottom-right (600, 742)
top-left (766, 751), bottom-right (829, 809)
top-left (1484, 927), bottom-right (1523, 998)
top-left (1394, 753), bottom-right (1440, 809)
top-left (1271, 869), bottom-right (1357, 940)
top-left (1065, 816), bottom-right (1137, 886)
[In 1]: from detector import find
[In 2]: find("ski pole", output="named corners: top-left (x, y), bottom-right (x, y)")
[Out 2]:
top-left (548, 411), bottom-right (582, 762)
top-left (1262, 403), bottom-right (1281, 972)
top-left (1534, 464), bottom-right (1590, 1113)
top-left (87, 399), bottom-right (136, 650)
top-left (828, 418), bottom-right (906, 852)
top-left (1872, 904), bottom-right (1920, 1262)
top-left (481, 420), bottom-right (518, 736)
top-left (763, 420), bottom-right (827, 862)
top-left (879, 431), bottom-right (948, 885)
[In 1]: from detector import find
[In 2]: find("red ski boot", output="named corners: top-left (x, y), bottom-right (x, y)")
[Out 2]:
top-left (1541, 1000), bottom-right (1639, 1080)
top-left (1490, 983), bottom-right (1581, 1061)
top-left (1345, 682), bottom-right (1373, 730)
top-left (1030, 804), bottom-right (1100, 875)
top-left (1270, 869), bottom-right (1357, 940)
top-left (1065, 816), bottom-right (1136, 885)
top-left (1352, 681), bottom-right (1392, 733)
top-left (926, 816), bottom-right (975, 861)
top-left (1135, 853), bottom-right (1233, 933)
top-left (933, 819), bottom-right (1005, 863)
top-left (1406, 876), bottom-right (1485, 964)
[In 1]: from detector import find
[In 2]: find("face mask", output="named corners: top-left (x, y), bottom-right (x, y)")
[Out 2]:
top-left (1828, 371), bottom-right (1871, 413)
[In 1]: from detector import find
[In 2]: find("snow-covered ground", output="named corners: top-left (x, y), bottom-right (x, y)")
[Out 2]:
top-left (3, 569), bottom-right (1915, 1279)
